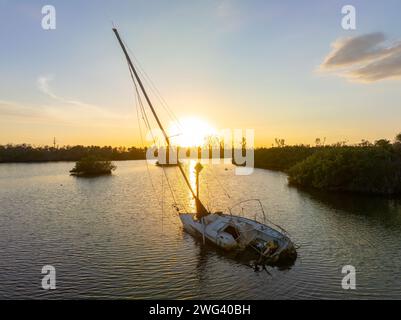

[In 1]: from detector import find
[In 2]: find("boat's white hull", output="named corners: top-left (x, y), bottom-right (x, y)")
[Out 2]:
top-left (179, 213), bottom-right (297, 265)
top-left (180, 213), bottom-right (238, 250)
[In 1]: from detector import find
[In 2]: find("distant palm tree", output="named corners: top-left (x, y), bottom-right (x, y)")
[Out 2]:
top-left (275, 138), bottom-right (285, 148)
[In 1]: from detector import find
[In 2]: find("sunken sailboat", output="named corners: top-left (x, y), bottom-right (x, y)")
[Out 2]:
top-left (113, 27), bottom-right (297, 266)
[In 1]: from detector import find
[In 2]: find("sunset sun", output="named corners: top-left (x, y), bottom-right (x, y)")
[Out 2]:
top-left (168, 117), bottom-right (217, 147)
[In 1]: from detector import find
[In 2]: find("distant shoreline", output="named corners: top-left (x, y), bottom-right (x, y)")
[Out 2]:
top-left (0, 145), bottom-right (146, 163)
top-left (0, 159), bottom-right (140, 164)
top-left (253, 144), bottom-right (401, 196)
top-left (0, 144), bottom-right (232, 163)
top-left (3, 141), bottom-right (401, 196)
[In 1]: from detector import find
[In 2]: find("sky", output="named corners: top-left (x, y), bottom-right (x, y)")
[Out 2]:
top-left (1, 0), bottom-right (401, 147)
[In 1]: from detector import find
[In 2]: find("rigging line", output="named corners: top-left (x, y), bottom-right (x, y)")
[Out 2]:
top-left (208, 165), bottom-right (232, 199)
top-left (128, 62), bottom-right (170, 146)
top-left (129, 58), bottom-right (175, 217)
top-left (205, 180), bottom-right (213, 213)
top-left (131, 63), bottom-right (166, 162)
top-left (138, 92), bottom-right (153, 138)
top-left (161, 171), bottom-right (164, 235)
top-left (159, 161), bottom-right (186, 214)
top-left (170, 164), bottom-right (189, 213)
top-left (130, 52), bottom-right (183, 131)
top-left (117, 34), bottom-right (189, 215)
top-left (138, 91), bottom-right (152, 132)
top-left (136, 86), bottom-right (180, 219)
top-left (163, 169), bottom-right (179, 207)
top-left (122, 39), bottom-right (184, 132)
top-left (134, 87), bottom-right (185, 211)
top-left (133, 70), bottom-right (164, 211)
top-left (129, 62), bottom-right (153, 136)
top-left (129, 61), bottom-right (182, 211)
top-left (136, 88), bottom-right (178, 212)
top-left (157, 163), bottom-right (181, 212)
top-left (126, 59), bottom-right (155, 140)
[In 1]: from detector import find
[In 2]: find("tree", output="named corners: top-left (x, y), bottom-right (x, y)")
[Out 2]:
top-left (315, 137), bottom-right (326, 147)
top-left (395, 133), bottom-right (401, 144)
top-left (374, 139), bottom-right (391, 148)
top-left (70, 156), bottom-right (116, 177)
top-left (275, 138), bottom-right (285, 148)
top-left (358, 139), bottom-right (372, 147)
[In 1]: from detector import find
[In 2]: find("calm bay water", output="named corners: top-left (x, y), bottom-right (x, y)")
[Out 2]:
top-left (0, 160), bottom-right (401, 299)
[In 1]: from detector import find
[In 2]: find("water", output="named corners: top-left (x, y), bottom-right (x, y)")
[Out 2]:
top-left (1, 160), bottom-right (401, 299)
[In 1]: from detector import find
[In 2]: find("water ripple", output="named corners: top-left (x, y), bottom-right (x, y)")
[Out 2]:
top-left (0, 161), bottom-right (401, 299)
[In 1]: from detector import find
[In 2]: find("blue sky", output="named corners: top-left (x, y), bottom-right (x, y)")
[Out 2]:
top-left (1, 0), bottom-right (401, 146)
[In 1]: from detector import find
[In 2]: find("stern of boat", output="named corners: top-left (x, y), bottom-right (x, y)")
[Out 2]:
top-left (265, 240), bottom-right (297, 266)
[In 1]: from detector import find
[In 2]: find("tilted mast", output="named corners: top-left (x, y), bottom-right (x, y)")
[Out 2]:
top-left (113, 27), bottom-right (209, 217)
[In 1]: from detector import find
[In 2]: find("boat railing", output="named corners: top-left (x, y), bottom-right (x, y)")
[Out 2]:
top-left (227, 198), bottom-right (290, 237)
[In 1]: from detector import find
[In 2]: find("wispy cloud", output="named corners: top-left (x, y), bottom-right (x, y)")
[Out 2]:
top-left (0, 100), bottom-right (44, 119)
top-left (1, 76), bottom-right (134, 128)
top-left (319, 33), bottom-right (401, 82)
top-left (37, 75), bottom-right (58, 99)
top-left (36, 75), bottom-right (133, 123)
top-left (37, 75), bottom-right (112, 113)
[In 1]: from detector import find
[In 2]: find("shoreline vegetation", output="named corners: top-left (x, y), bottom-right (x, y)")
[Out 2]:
top-left (1, 132), bottom-right (401, 194)
top-left (0, 145), bottom-right (146, 163)
top-left (255, 133), bottom-right (401, 196)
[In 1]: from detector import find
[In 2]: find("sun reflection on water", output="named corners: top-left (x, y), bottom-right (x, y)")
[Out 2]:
top-left (188, 159), bottom-right (197, 212)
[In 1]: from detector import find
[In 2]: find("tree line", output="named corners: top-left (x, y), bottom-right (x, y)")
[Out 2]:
top-left (3, 133), bottom-right (401, 195)
top-left (0, 145), bottom-right (146, 163)
top-left (254, 133), bottom-right (401, 195)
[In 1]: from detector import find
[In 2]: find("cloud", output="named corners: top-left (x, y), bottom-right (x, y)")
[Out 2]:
top-left (36, 75), bottom-right (131, 122)
top-left (37, 75), bottom-right (101, 109)
top-left (0, 100), bottom-right (43, 119)
top-left (350, 47), bottom-right (401, 82)
top-left (37, 75), bottom-right (58, 99)
top-left (320, 33), bottom-right (401, 82)
top-left (0, 76), bottom-right (135, 128)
